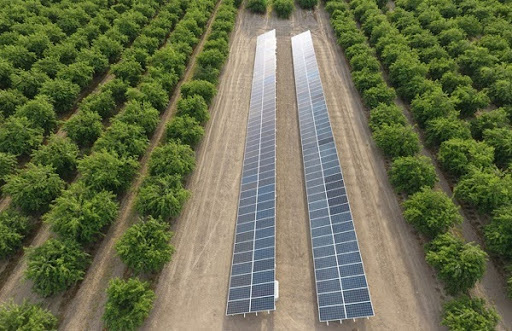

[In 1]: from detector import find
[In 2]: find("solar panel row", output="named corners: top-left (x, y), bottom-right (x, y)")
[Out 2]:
top-left (291, 30), bottom-right (374, 322)
top-left (226, 30), bottom-right (277, 316)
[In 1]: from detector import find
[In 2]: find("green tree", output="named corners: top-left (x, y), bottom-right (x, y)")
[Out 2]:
top-left (25, 238), bottom-right (90, 297)
top-left (246, 0), bottom-right (267, 13)
top-left (165, 115), bottom-right (204, 147)
top-left (149, 142), bottom-right (195, 177)
top-left (64, 111), bottom-right (103, 147)
top-left (389, 156), bottom-right (437, 195)
top-left (117, 101), bottom-right (160, 136)
top-left (80, 90), bottom-right (116, 119)
top-left (425, 117), bottom-right (471, 147)
top-left (103, 79), bottom-right (129, 105)
top-left (482, 128), bottom-right (512, 168)
top-left (451, 85), bottom-right (490, 117)
top-left (0, 117), bottom-right (44, 156)
top-left (103, 278), bottom-right (155, 331)
top-left (471, 108), bottom-right (510, 140)
top-left (0, 59), bottom-right (13, 89)
top-left (112, 59), bottom-right (143, 87)
top-left (32, 135), bottom-right (79, 178)
top-left (138, 81), bottom-right (169, 112)
top-left (455, 169), bottom-right (512, 214)
top-left (15, 96), bottom-right (57, 134)
top-left (373, 124), bottom-right (420, 159)
top-left (78, 151), bottom-right (138, 194)
top-left (298, 0), bottom-right (317, 9)
top-left (11, 69), bottom-right (49, 99)
top-left (196, 49), bottom-right (225, 70)
top-left (180, 80), bottom-right (216, 105)
top-left (0, 89), bottom-right (28, 117)
top-left (40, 79), bottom-right (80, 114)
top-left (410, 88), bottom-right (456, 128)
top-left (94, 121), bottom-right (149, 159)
top-left (403, 188), bottom-right (462, 238)
top-left (489, 79), bottom-right (512, 107)
top-left (56, 62), bottom-right (94, 89)
top-left (0, 152), bottom-right (16, 185)
top-left (484, 207), bottom-right (512, 259)
top-left (426, 233), bottom-right (487, 295)
top-left (116, 217), bottom-right (174, 274)
top-left (362, 84), bottom-right (396, 109)
top-left (44, 183), bottom-right (118, 244)
top-left (0, 209), bottom-right (31, 258)
top-left (442, 296), bottom-right (499, 331)
top-left (0, 300), bottom-right (58, 330)
top-left (4, 164), bottom-right (64, 214)
top-left (176, 94), bottom-right (209, 124)
top-left (136, 174), bottom-right (190, 220)
top-left (438, 139), bottom-right (494, 178)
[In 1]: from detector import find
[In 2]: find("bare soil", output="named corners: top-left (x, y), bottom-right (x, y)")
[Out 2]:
top-left (142, 7), bottom-right (446, 331)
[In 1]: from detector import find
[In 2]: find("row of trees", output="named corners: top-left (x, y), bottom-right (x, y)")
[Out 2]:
top-left (0, 0), bottom-right (183, 270)
top-left (326, 0), bottom-right (499, 328)
top-left (381, 0), bottom-right (512, 299)
top-left (105, 1), bottom-right (239, 329)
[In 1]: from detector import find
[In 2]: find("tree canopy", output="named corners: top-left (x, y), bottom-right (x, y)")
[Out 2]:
top-left (389, 155), bottom-right (437, 195)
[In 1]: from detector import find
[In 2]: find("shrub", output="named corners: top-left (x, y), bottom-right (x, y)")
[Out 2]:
top-left (0, 89), bottom-right (28, 117)
top-left (426, 233), bottom-right (487, 295)
top-left (403, 188), bottom-right (462, 238)
top-left (103, 278), bottom-right (155, 331)
top-left (149, 142), bottom-right (196, 177)
top-left (0, 117), bottom-right (44, 156)
top-left (274, 0), bottom-right (294, 18)
top-left (442, 296), bottom-right (499, 331)
top-left (80, 90), bottom-right (116, 119)
top-left (176, 94), bottom-right (209, 124)
top-left (0, 209), bottom-right (31, 258)
top-left (438, 139), bottom-right (494, 178)
top-left (116, 217), bottom-right (174, 274)
top-left (425, 117), bottom-right (471, 147)
top-left (389, 156), bottom-right (437, 195)
top-left (136, 174), bottom-right (190, 220)
top-left (0, 152), bottom-right (16, 185)
top-left (78, 151), bottom-right (138, 194)
top-left (455, 169), bottom-right (512, 214)
top-left (181, 80), bottom-right (216, 105)
top-left (39, 79), bottom-right (80, 114)
top-left (15, 96), bottom-right (57, 134)
top-left (64, 111), bottom-right (103, 147)
top-left (482, 128), bottom-right (512, 168)
top-left (246, 0), bottom-right (267, 13)
top-left (4, 164), bottom-right (64, 214)
top-left (32, 135), bottom-right (79, 178)
top-left (94, 121), bottom-right (149, 159)
top-left (117, 101), bottom-right (160, 136)
top-left (368, 103), bottom-right (406, 131)
top-left (484, 207), bottom-right (512, 259)
top-left (298, 0), bottom-right (317, 9)
top-left (112, 59), bottom-right (143, 87)
top-left (44, 183), bottom-right (118, 244)
top-left (373, 124), bottom-right (420, 159)
top-left (165, 115), bottom-right (204, 146)
top-left (0, 300), bottom-right (58, 330)
top-left (25, 238), bottom-right (90, 297)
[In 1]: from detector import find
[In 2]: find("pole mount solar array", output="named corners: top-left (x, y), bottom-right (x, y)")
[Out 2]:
top-left (226, 30), bottom-right (277, 316)
top-left (291, 30), bottom-right (374, 323)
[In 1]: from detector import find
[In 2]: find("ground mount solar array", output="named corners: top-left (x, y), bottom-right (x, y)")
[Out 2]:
top-left (226, 29), bottom-right (277, 316)
top-left (291, 30), bottom-right (374, 323)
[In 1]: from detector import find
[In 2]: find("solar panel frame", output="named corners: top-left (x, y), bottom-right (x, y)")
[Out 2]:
top-left (226, 30), bottom-right (277, 317)
top-left (291, 30), bottom-right (374, 323)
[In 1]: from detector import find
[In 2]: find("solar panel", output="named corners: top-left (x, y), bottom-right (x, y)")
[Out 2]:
top-left (291, 30), bottom-right (374, 323)
top-left (226, 30), bottom-right (277, 316)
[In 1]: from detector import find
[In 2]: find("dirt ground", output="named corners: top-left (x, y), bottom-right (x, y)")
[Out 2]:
top-left (143, 7), bottom-right (447, 331)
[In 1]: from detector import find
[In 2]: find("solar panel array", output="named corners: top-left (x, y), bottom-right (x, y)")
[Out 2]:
top-left (291, 30), bottom-right (374, 322)
top-left (226, 30), bottom-right (277, 316)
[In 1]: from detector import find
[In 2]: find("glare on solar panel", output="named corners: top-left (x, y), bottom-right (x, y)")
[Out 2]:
top-left (291, 30), bottom-right (374, 323)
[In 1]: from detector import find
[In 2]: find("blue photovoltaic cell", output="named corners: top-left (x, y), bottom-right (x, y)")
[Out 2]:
top-left (291, 30), bottom-right (374, 322)
top-left (226, 30), bottom-right (277, 316)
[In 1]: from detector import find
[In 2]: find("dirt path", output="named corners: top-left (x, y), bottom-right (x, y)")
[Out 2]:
top-left (143, 6), bottom-right (445, 331)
